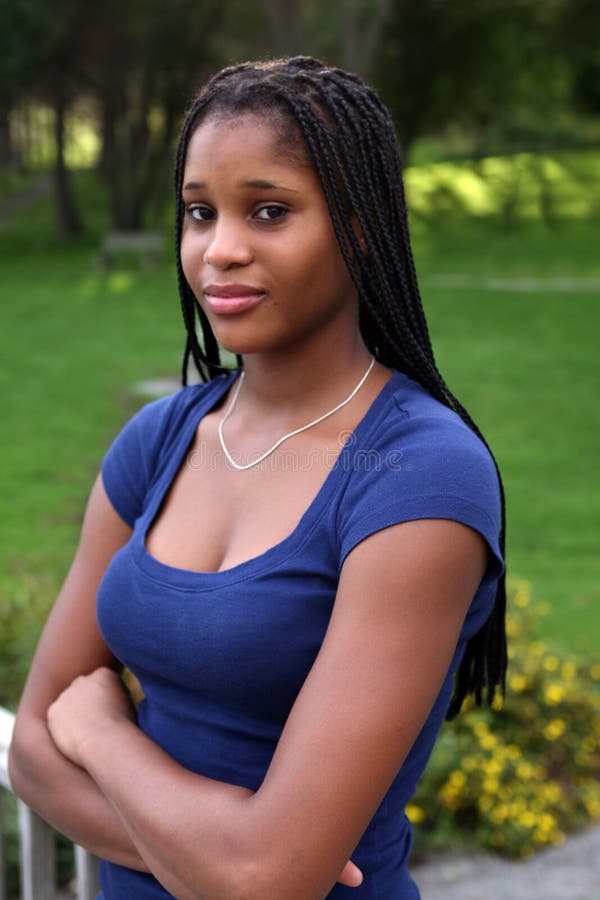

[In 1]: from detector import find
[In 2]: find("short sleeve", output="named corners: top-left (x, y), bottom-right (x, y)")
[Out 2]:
top-left (337, 401), bottom-right (504, 586)
top-left (101, 393), bottom-right (181, 527)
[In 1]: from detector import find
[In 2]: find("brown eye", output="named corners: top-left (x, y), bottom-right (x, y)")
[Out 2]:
top-left (188, 205), bottom-right (215, 222)
top-left (255, 205), bottom-right (288, 221)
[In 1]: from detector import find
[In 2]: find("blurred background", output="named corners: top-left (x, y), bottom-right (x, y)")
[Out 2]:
top-left (0, 0), bottom-right (599, 885)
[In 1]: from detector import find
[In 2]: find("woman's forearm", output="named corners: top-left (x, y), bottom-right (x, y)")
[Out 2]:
top-left (8, 716), bottom-right (147, 871)
top-left (79, 719), bottom-right (290, 900)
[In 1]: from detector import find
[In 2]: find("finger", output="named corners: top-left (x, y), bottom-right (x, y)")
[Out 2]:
top-left (337, 859), bottom-right (363, 887)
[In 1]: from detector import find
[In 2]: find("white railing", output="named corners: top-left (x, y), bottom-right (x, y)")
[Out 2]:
top-left (0, 706), bottom-right (99, 900)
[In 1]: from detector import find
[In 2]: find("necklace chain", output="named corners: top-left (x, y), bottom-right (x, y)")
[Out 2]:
top-left (218, 357), bottom-right (376, 471)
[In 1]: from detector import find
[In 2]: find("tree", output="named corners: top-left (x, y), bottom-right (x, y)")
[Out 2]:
top-left (87, 0), bottom-right (224, 230)
top-left (0, 0), bottom-right (85, 236)
top-left (556, 0), bottom-right (600, 115)
top-left (374, 0), bottom-right (570, 159)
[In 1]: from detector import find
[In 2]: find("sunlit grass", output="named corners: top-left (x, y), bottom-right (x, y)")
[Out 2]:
top-left (405, 149), bottom-right (600, 224)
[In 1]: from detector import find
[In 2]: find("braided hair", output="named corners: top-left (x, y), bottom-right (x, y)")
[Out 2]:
top-left (173, 56), bottom-right (507, 718)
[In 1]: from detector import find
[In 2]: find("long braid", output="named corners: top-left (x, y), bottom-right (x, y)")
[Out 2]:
top-left (172, 57), bottom-right (507, 716)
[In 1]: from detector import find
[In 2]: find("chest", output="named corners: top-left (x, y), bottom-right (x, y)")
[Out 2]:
top-left (97, 490), bottom-right (341, 724)
top-left (145, 411), bottom-right (347, 574)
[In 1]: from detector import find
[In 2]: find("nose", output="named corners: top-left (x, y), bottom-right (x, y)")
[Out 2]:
top-left (203, 216), bottom-right (253, 269)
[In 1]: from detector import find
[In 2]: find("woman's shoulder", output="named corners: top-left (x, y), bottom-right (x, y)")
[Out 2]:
top-left (377, 371), bottom-right (498, 485)
top-left (138, 373), bottom-right (233, 420)
top-left (116, 373), bottom-right (235, 447)
top-left (336, 370), bottom-right (503, 568)
top-left (100, 375), bottom-right (235, 527)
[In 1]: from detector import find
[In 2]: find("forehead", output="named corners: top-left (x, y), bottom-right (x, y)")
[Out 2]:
top-left (183, 114), bottom-right (310, 182)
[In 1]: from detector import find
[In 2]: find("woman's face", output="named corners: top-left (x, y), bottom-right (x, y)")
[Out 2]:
top-left (180, 114), bottom-right (359, 357)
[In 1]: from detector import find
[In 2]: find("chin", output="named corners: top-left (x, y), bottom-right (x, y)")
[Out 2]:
top-left (210, 328), bottom-right (274, 358)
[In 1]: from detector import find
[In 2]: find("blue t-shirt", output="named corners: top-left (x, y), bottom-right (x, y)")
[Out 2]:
top-left (97, 369), bottom-right (503, 899)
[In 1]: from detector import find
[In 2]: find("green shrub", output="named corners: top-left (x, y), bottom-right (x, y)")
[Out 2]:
top-left (408, 580), bottom-right (600, 858)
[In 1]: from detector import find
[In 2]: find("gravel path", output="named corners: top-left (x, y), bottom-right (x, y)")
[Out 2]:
top-left (0, 173), bottom-right (52, 222)
top-left (53, 825), bottom-right (600, 898)
top-left (421, 273), bottom-right (600, 293)
top-left (410, 824), bottom-right (600, 899)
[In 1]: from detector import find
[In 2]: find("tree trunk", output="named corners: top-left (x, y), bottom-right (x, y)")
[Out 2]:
top-left (52, 86), bottom-right (83, 239)
top-left (0, 105), bottom-right (12, 169)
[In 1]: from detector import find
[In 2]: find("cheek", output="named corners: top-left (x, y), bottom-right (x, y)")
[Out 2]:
top-left (180, 230), bottom-right (201, 286)
top-left (296, 233), bottom-right (351, 298)
top-left (285, 228), bottom-right (344, 285)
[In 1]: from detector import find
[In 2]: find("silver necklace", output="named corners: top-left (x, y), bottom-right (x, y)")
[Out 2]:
top-left (218, 357), bottom-right (376, 471)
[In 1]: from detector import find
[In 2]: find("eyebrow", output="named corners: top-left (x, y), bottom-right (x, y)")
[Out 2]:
top-left (182, 179), bottom-right (299, 193)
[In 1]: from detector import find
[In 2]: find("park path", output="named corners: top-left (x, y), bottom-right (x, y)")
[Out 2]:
top-left (52, 823), bottom-right (600, 898)
top-left (421, 273), bottom-right (600, 293)
top-left (0, 172), bottom-right (52, 223)
top-left (411, 822), bottom-right (600, 900)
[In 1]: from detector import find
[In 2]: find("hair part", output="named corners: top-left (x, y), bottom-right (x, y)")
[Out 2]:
top-left (173, 56), bottom-right (507, 719)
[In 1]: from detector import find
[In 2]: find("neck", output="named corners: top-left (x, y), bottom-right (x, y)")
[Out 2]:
top-left (237, 331), bottom-right (373, 416)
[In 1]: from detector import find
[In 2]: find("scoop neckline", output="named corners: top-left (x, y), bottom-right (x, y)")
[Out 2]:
top-left (131, 370), bottom-right (404, 591)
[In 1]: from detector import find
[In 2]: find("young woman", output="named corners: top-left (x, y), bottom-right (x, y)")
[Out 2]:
top-left (9, 57), bottom-right (506, 899)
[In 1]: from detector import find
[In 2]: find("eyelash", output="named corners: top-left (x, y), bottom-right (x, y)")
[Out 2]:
top-left (186, 204), bottom-right (288, 223)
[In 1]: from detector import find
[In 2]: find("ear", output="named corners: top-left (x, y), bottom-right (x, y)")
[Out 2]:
top-left (351, 215), bottom-right (368, 256)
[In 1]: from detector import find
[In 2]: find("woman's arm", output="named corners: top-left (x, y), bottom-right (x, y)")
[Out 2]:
top-left (9, 474), bottom-right (362, 893)
top-left (47, 517), bottom-right (487, 900)
top-left (8, 475), bottom-right (147, 870)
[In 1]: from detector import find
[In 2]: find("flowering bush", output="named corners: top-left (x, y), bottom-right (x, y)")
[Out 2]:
top-left (408, 580), bottom-right (600, 858)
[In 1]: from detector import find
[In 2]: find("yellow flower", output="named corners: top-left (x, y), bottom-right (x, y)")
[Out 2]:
top-left (543, 718), bottom-right (566, 741)
top-left (490, 804), bottom-right (509, 824)
top-left (483, 777), bottom-right (500, 794)
top-left (509, 673), bottom-right (528, 693)
top-left (540, 783), bottom-right (562, 803)
top-left (538, 813), bottom-right (557, 832)
top-left (584, 795), bottom-right (600, 818)
top-left (516, 762), bottom-right (535, 780)
top-left (543, 655), bottom-right (560, 672)
top-left (506, 618), bottom-right (521, 638)
top-left (512, 581), bottom-right (532, 606)
top-left (590, 663), bottom-right (600, 681)
top-left (561, 661), bottom-right (577, 680)
top-left (491, 692), bottom-right (505, 711)
top-left (505, 744), bottom-right (522, 761)
top-left (518, 810), bottom-right (537, 829)
top-left (544, 683), bottom-right (565, 705)
top-left (483, 758), bottom-right (503, 777)
top-left (473, 722), bottom-right (491, 738)
top-left (478, 796), bottom-right (493, 813)
top-left (406, 803), bottom-right (426, 824)
top-left (448, 770), bottom-right (467, 788)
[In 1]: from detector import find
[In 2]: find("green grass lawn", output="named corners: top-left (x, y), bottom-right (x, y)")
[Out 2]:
top-left (0, 155), bottom-right (598, 705)
top-left (417, 246), bottom-right (599, 652)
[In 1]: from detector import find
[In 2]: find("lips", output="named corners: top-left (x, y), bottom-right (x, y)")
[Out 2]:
top-left (203, 283), bottom-right (266, 314)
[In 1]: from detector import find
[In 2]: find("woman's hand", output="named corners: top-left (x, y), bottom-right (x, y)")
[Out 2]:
top-left (47, 667), bottom-right (135, 768)
top-left (48, 666), bottom-right (364, 889)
